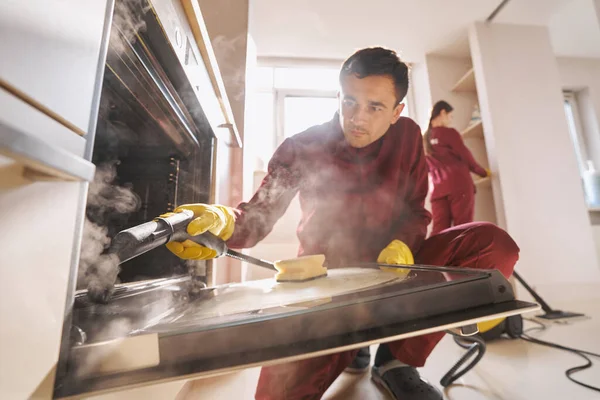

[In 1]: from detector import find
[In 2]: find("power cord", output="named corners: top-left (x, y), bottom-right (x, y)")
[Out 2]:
top-left (518, 319), bottom-right (600, 393)
top-left (442, 319), bottom-right (600, 393)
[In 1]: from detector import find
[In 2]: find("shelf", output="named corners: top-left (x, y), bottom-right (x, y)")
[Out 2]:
top-left (462, 121), bottom-right (484, 139)
top-left (0, 121), bottom-right (95, 181)
top-left (474, 176), bottom-right (491, 187)
top-left (451, 68), bottom-right (476, 93)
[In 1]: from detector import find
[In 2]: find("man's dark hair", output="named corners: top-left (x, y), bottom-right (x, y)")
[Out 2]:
top-left (340, 47), bottom-right (409, 104)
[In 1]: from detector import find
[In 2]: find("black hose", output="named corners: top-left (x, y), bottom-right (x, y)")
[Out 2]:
top-left (519, 333), bottom-right (600, 392)
top-left (442, 319), bottom-right (600, 393)
top-left (440, 334), bottom-right (487, 387)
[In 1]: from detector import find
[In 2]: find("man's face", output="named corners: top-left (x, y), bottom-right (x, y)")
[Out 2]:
top-left (339, 74), bottom-right (404, 148)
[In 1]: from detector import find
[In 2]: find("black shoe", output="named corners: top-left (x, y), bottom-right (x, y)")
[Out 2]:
top-left (371, 362), bottom-right (443, 400)
top-left (345, 347), bottom-right (371, 374)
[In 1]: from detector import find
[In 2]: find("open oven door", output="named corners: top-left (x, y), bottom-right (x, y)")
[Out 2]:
top-left (54, 264), bottom-right (538, 398)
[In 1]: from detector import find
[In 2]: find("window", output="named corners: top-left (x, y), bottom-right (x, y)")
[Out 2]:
top-left (563, 91), bottom-right (600, 208)
top-left (281, 95), bottom-right (339, 140)
top-left (249, 65), bottom-right (342, 158)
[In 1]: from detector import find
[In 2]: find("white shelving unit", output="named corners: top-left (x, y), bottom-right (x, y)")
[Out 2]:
top-left (461, 120), bottom-right (483, 139)
top-left (448, 63), bottom-right (497, 225)
top-left (423, 54), bottom-right (497, 227)
top-left (474, 176), bottom-right (491, 187)
top-left (451, 68), bottom-right (476, 93)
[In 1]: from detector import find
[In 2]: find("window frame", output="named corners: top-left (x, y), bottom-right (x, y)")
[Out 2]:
top-left (564, 91), bottom-right (587, 174)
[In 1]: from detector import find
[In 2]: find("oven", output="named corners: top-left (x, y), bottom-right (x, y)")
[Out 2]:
top-left (45, 0), bottom-right (243, 395)
top-left (81, 0), bottom-right (217, 290)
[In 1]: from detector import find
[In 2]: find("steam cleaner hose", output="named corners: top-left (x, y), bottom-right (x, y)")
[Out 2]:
top-left (441, 323), bottom-right (600, 393)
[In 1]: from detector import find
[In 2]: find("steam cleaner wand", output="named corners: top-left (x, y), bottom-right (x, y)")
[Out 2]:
top-left (85, 210), bottom-right (275, 303)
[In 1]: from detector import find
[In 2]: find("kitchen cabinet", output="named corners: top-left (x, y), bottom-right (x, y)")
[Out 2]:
top-left (0, 100), bottom-right (96, 397)
top-left (0, 161), bottom-right (85, 399)
top-left (0, 1), bottom-right (113, 398)
top-left (0, 90), bottom-right (94, 179)
top-left (0, 0), bottom-right (111, 137)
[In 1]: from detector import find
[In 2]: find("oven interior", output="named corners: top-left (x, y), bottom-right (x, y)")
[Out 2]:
top-left (83, 0), bottom-right (215, 285)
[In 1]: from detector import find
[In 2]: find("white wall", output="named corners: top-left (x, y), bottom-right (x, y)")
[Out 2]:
top-left (470, 21), bottom-right (600, 284)
top-left (410, 62), bottom-right (433, 129)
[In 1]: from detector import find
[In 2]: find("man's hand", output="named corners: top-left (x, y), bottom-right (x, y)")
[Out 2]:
top-left (377, 240), bottom-right (414, 277)
top-left (165, 204), bottom-right (235, 260)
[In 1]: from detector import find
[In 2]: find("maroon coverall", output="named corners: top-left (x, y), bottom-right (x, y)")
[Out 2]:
top-left (227, 115), bottom-right (519, 400)
top-left (426, 126), bottom-right (488, 235)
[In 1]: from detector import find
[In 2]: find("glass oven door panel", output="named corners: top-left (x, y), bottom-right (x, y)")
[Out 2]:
top-left (55, 265), bottom-right (538, 397)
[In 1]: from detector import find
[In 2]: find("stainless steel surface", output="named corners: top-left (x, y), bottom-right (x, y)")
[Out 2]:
top-left (458, 324), bottom-right (480, 336)
top-left (0, 121), bottom-right (96, 181)
top-left (152, 0), bottom-right (242, 147)
top-left (104, 17), bottom-right (201, 156)
top-left (110, 211), bottom-right (195, 263)
top-left (76, 275), bottom-right (191, 306)
top-left (57, 0), bottom-right (116, 386)
top-left (225, 249), bottom-right (277, 271)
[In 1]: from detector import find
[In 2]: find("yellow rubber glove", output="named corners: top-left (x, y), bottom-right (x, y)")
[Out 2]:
top-left (377, 240), bottom-right (414, 277)
top-left (485, 168), bottom-right (492, 177)
top-left (165, 204), bottom-right (235, 260)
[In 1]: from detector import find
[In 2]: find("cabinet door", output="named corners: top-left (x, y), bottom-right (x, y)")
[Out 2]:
top-left (0, 164), bottom-right (84, 399)
top-left (0, 0), bottom-right (110, 135)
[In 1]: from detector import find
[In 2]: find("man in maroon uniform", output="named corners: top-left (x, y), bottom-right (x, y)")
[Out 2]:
top-left (167, 47), bottom-right (519, 400)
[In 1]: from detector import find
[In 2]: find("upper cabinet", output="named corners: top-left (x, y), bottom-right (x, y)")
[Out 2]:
top-left (196, 0), bottom-right (249, 144)
top-left (0, 0), bottom-right (111, 136)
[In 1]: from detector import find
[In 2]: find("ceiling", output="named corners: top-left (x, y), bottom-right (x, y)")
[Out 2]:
top-left (248, 0), bottom-right (600, 62)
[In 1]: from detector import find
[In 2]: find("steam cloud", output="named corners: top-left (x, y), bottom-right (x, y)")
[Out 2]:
top-left (77, 162), bottom-right (141, 291)
top-left (109, 0), bottom-right (148, 55)
top-left (77, 0), bottom-right (148, 294)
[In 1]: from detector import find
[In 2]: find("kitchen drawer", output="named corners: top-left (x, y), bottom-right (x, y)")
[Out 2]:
top-left (0, 0), bottom-right (110, 135)
top-left (0, 87), bottom-right (85, 157)
top-left (0, 88), bottom-right (95, 182)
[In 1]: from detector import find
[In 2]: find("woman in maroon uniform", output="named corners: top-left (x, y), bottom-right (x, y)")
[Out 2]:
top-left (424, 101), bottom-right (490, 235)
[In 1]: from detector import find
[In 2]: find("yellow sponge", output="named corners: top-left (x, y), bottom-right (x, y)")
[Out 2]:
top-left (274, 254), bottom-right (328, 282)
